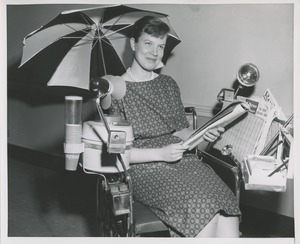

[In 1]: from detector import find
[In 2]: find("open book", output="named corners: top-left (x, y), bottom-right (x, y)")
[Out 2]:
top-left (183, 100), bottom-right (250, 150)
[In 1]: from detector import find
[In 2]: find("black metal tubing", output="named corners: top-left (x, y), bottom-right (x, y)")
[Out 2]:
top-left (198, 149), bottom-right (241, 203)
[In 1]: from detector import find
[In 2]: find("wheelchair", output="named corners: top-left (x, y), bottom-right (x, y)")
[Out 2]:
top-left (63, 78), bottom-right (243, 237)
top-left (69, 65), bottom-right (290, 237)
top-left (70, 105), bottom-right (241, 237)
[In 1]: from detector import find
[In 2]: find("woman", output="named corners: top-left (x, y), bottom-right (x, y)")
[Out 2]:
top-left (109, 16), bottom-right (241, 237)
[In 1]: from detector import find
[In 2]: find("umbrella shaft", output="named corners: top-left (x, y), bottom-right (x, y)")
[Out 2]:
top-left (97, 28), bottom-right (107, 75)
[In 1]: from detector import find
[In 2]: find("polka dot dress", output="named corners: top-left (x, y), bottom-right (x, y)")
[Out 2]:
top-left (110, 74), bottom-right (241, 237)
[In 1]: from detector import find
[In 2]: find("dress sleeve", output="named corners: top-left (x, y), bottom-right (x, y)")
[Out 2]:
top-left (169, 77), bottom-right (190, 130)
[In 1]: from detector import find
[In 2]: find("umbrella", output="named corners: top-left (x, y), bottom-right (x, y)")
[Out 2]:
top-left (18, 4), bottom-right (181, 92)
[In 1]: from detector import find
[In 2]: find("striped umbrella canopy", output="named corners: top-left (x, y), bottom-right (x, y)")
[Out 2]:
top-left (19, 4), bottom-right (181, 91)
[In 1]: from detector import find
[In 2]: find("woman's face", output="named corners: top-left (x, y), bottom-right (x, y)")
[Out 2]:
top-left (131, 32), bottom-right (167, 71)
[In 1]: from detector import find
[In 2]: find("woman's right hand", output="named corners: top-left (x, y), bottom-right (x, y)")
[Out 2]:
top-left (160, 143), bottom-right (190, 162)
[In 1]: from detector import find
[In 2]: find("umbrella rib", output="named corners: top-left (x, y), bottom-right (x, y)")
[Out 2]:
top-left (59, 36), bottom-right (94, 45)
top-left (60, 36), bottom-right (90, 39)
top-left (58, 13), bottom-right (96, 43)
top-left (99, 12), bottom-right (131, 38)
top-left (92, 32), bottom-right (120, 49)
top-left (102, 14), bottom-right (134, 38)
top-left (62, 23), bottom-right (95, 41)
top-left (56, 35), bottom-right (94, 49)
top-left (91, 38), bottom-right (99, 50)
top-left (93, 29), bottom-right (115, 48)
top-left (90, 13), bottom-right (133, 47)
top-left (79, 12), bottom-right (96, 29)
top-left (63, 23), bottom-right (88, 34)
top-left (76, 39), bottom-right (94, 47)
top-left (103, 25), bottom-right (133, 39)
top-left (102, 14), bottom-right (124, 33)
top-left (89, 25), bottom-right (108, 75)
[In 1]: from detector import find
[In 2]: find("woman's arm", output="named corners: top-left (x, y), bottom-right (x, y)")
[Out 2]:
top-left (130, 127), bottom-right (225, 164)
top-left (130, 143), bottom-right (190, 164)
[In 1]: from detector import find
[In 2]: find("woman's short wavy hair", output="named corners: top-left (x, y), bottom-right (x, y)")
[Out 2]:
top-left (130, 16), bottom-right (170, 42)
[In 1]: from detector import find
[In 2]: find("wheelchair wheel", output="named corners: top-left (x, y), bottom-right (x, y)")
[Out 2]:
top-left (96, 176), bottom-right (129, 237)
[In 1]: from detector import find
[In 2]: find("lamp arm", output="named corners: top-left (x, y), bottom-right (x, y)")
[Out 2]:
top-left (96, 95), bottom-right (111, 134)
top-left (234, 85), bottom-right (243, 98)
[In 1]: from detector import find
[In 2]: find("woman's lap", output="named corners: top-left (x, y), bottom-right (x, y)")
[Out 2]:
top-left (129, 154), bottom-right (241, 236)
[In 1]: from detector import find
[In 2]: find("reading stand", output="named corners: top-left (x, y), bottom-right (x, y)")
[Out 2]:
top-left (200, 100), bottom-right (293, 200)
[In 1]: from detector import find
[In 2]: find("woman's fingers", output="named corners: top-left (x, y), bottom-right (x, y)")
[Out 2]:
top-left (162, 143), bottom-right (189, 162)
top-left (203, 134), bottom-right (215, 142)
top-left (204, 127), bottom-right (225, 142)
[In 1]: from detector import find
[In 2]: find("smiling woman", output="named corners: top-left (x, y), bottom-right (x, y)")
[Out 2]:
top-left (109, 16), bottom-right (240, 238)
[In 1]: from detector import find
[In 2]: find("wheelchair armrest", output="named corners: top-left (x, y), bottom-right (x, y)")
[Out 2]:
top-left (198, 149), bottom-right (236, 171)
top-left (198, 149), bottom-right (242, 201)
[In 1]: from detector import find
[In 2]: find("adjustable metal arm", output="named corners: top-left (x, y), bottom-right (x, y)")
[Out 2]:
top-left (95, 93), bottom-right (134, 237)
top-left (96, 95), bottom-right (111, 133)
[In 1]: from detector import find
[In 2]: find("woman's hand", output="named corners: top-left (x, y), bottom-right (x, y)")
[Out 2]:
top-left (203, 127), bottom-right (225, 143)
top-left (160, 143), bottom-right (190, 162)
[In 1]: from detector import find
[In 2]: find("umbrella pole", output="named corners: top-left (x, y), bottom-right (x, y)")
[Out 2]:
top-left (97, 28), bottom-right (107, 76)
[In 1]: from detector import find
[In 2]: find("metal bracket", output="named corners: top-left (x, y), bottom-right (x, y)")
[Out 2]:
top-left (107, 130), bottom-right (127, 154)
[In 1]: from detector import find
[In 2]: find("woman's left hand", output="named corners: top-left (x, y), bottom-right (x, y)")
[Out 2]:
top-left (203, 127), bottom-right (225, 143)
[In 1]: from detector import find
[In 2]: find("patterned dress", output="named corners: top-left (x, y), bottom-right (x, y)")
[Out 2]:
top-left (110, 74), bottom-right (241, 237)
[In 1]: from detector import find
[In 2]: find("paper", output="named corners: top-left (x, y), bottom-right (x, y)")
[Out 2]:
top-left (236, 90), bottom-right (285, 155)
top-left (182, 101), bottom-right (250, 150)
top-left (243, 155), bottom-right (287, 192)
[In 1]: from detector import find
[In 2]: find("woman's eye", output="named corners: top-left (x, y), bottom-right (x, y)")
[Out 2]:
top-left (159, 45), bottom-right (165, 50)
top-left (145, 42), bottom-right (152, 46)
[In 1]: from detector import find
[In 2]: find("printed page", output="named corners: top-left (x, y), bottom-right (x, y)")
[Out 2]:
top-left (182, 101), bottom-right (250, 150)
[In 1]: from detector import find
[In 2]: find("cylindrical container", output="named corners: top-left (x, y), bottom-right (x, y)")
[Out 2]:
top-left (65, 96), bottom-right (82, 124)
top-left (81, 120), bottom-right (134, 173)
top-left (64, 96), bottom-right (83, 171)
top-left (65, 153), bottom-right (81, 171)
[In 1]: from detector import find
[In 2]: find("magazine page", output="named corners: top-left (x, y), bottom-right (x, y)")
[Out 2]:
top-left (182, 101), bottom-right (250, 150)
